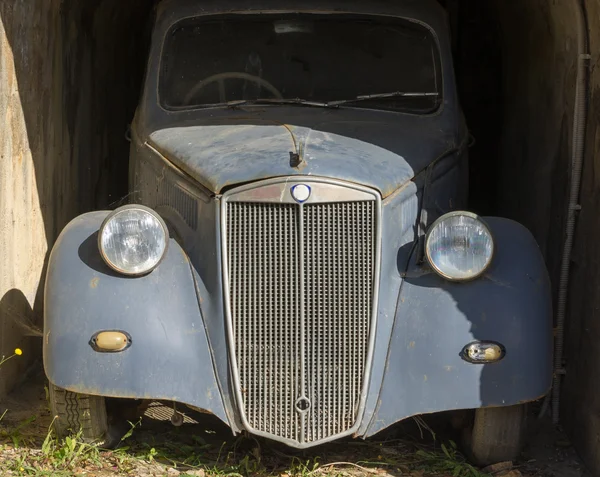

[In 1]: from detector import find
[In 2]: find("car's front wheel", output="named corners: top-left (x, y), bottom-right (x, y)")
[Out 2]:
top-left (463, 404), bottom-right (527, 466)
top-left (49, 383), bottom-right (112, 446)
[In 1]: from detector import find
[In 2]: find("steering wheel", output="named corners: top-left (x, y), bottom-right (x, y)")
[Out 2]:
top-left (183, 72), bottom-right (283, 105)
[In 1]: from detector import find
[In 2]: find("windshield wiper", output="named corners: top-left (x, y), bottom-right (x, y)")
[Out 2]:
top-left (326, 91), bottom-right (439, 107)
top-left (196, 92), bottom-right (439, 109)
top-left (221, 98), bottom-right (333, 108)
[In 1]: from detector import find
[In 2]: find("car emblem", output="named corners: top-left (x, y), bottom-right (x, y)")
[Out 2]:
top-left (291, 184), bottom-right (311, 203)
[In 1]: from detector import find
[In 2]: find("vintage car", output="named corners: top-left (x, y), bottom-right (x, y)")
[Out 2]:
top-left (43, 0), bottom-right (552, 466)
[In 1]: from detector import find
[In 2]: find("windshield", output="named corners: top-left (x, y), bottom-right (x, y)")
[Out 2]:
top-left (160, 14), bottom-right (442, 112)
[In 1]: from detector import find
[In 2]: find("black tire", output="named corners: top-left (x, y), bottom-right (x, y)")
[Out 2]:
top-left (49, 383), bottom-right (112, 446)
top-left (463, 404), bottom-right (527, 466)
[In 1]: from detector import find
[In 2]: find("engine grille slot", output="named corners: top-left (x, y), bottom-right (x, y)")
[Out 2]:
top-left (224, 183), bottom-right (378, 446)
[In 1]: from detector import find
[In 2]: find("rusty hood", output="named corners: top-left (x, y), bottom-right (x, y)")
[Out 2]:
top-left (147, 118), bottom-right (456, 198)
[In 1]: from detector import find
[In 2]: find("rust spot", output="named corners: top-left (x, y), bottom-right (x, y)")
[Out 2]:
top-left (408, 341), bottom-right (416, 349)
top-left (294, 159), bottom-right (307, 171)
top-left (90, 277), bottom-right (99, 289)
top-left (423, 375), bottom-right (428, 382)
top-left (281, 123), bottom-right (298, 153)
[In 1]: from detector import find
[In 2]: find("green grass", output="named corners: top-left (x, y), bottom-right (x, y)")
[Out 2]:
top-left (0, 413), bottom-right (491, 477)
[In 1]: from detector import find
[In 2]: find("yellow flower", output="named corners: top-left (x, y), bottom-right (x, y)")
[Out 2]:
top-left (19, 468), bottom-right (24, 472)
top-left (14, 348), bottom-right (22, 356)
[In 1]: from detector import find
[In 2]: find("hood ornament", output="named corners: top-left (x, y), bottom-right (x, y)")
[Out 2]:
top-left (289, 151), bottom-right (306, 170)
top-left (291, 184), bottom-right (311, 203)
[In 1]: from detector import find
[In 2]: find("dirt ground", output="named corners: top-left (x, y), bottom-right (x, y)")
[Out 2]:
top-left (0, 364), bottom-right (590, 477)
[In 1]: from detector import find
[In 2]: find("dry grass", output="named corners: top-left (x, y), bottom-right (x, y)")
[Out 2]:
top-left (0, 390), bottom-right (486, 477)
top-left (0, 368), bottom-right (585, 477)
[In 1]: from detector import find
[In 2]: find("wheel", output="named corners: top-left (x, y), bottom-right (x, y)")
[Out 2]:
top-left (463, 404), bottom-right (527, 466)
top-left (49, 382), bottom-right (112, 446)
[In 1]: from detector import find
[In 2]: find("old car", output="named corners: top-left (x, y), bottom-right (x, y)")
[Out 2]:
top-left (43, 0), bottom-right (552, 465)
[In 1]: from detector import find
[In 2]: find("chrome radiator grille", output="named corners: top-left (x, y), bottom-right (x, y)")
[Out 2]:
top-left (223, 179), bottom-right (379, 447)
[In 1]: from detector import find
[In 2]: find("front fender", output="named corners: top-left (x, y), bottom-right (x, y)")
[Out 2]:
top-left (365, 217), bottom-right (552, 436)
top-left (43, 211), bottom-right (229, 425)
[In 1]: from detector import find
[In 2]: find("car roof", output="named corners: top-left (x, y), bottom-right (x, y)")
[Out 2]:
top-left (155, 0), bottom-right (447, 33)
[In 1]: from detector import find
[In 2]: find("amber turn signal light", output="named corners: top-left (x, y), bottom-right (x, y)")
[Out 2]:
top-left (90, 331), bottom-right (131, 352)
top-left (460, 341), bottom-right (505, 364)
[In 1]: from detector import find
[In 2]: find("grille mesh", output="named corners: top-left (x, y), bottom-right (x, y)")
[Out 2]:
top-left (226, 199), bottom-right (375, 445)
top-left (138, 160), bottom-right (198, 230)
top-left (303, 202), bottom-right (374, 442)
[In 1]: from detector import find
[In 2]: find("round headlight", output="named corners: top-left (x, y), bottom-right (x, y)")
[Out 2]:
top-left (98, 205), bottom-right (169, 276)
top-left (425, 211), bottom-right (494, 281)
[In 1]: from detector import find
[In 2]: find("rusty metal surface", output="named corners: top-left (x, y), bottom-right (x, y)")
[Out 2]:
top-left (147, 117), bottom-right (456, 198)
top-left (366, 217), bottom-right (553, 437)
top-left (144, 402), bottom-right (198, 424)
top-left (42, 166), bottom-right (553, 444)
top-left (222, 177), bottom-right (380, 447)
top-left (43, 211), bottom-right (229, 425)
top-left (134, 0), bottom-right (461, 201)
top-left (39, 0), bottom-right (554, 450)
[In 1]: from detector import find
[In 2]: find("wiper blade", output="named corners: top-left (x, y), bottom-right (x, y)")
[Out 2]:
top-left (326, 91), bottom-right (439, 107)
top-left (259, 98), bottom-right (332, 107)
top-left (192, 92), bottom-right (438, 109)
top-left (221, 98), bottom-right (333, 108)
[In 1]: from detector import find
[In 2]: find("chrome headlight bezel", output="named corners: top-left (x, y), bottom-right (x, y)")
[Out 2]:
top-left (98, 204), bottom-right (169, 276)
top-left (425, 211), bottom-right (495, 282)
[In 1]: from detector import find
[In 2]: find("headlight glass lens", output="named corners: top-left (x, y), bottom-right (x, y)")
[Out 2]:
top-left (426, 212), bottom-right (494, 281)
top-left (99, 206), bottom-right (168, 275)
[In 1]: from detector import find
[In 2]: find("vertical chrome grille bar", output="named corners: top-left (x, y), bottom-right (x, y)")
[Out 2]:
top-left (298, 204), bottom-right (307, 443)
top-left (223, 178), bottom-right (380, 447)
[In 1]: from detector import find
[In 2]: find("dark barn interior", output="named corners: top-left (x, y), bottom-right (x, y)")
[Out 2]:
top-left (1, 0), bottom-right (600, 472)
